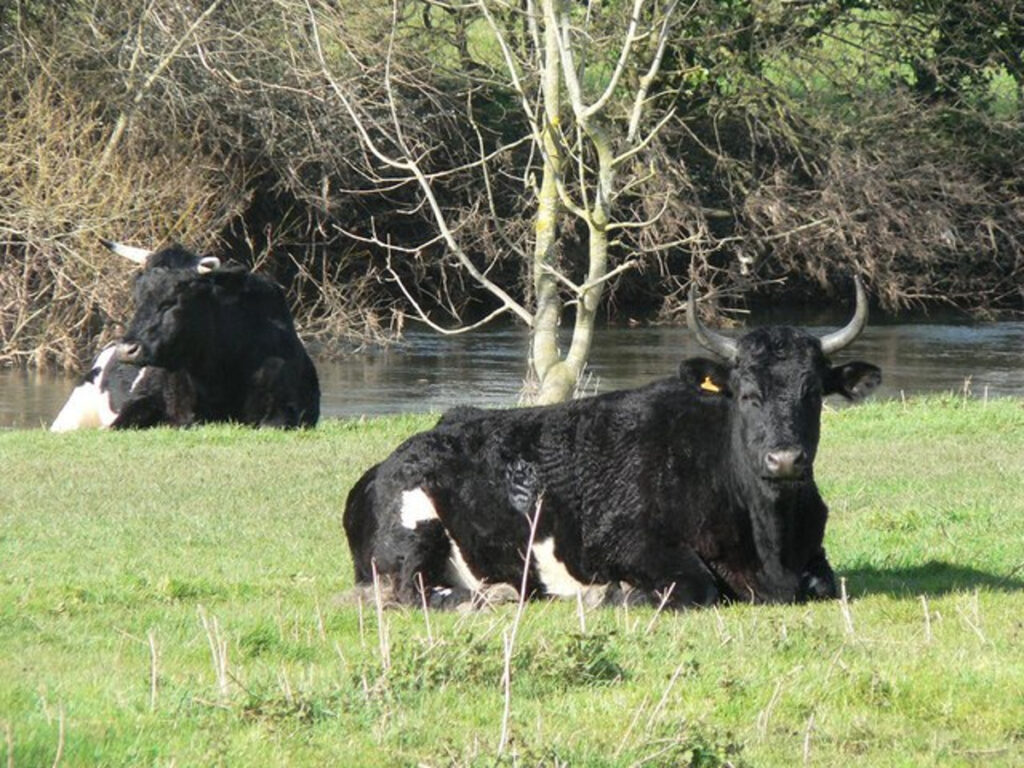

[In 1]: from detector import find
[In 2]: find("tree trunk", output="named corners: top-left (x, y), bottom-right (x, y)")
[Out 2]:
top-left (531, 0), bottom-right (570, 404)
top-left (532, 2), bottom-right (615, 405)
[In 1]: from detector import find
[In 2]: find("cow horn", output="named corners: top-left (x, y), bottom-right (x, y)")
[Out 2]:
top-left (101, 238), bottom-right (153, 265)
top-left (818, 275), bottom-right (868, 355)
top-left (197, 256), bottom-right (221, 274)
top-left (687, 284), bottom-right (738, 361)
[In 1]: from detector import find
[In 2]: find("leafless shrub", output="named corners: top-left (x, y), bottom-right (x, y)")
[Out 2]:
top-left (0, 71), bottom-right (241, 371)
top-left (740, 93), bottom-right (1024, 313)
top-left (0, 1), bottom-right (404, 369)
top-left (5, 0), bottom-right (1023, 375)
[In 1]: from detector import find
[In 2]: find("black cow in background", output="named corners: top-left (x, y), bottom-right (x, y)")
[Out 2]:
top-left (343, 278), bottom-right (881, 610)
top-left (51, 240), bottom-right (319, 430)
top-left (51, 242), bottom-right (218, 431)
top-left (115, 244), bottom-right (320, 428)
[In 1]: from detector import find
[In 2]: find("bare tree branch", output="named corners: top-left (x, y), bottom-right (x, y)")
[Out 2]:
top-left (304, 0), bottom-right (534, 326)
top-left (386, 257), bottom-right (513, 335)
top-left (100, 0), bottom-right (224, 167)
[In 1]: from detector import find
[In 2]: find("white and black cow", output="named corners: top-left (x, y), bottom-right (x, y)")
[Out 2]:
top-left (51, 240), bottom-right (320, 430)
top-left (51, 241), bottom-right (218, 431)
top-left (343, 279), bottom-right (882, 609)
top-left (49, 343), bottom-right (200, 431)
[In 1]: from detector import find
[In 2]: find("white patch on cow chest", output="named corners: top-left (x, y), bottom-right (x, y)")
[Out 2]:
top-left (399, 487), bottom-right (483, 592)
top-left (400, 488), bottom-right (439, 529)
top-left (532, 537), bottom-right (592, 598)
top-left (130, 367), bottom-right (149, 392)
top-left (445, 542), bottom-right (484, 592)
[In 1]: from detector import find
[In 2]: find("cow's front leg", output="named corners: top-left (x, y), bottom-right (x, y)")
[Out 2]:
top-left (798, 547), bottom-right (837, 601)
top-left (394, 520), bottom-right (469, 608)
top-left (392, 520), bottom-right (516, 611)
top-left (244, 357), bottom-right (300, 427)
top-left (111, 395), bottom-right (173, 428)
top-left (746, 559), bottom-right (804, 604)
top-left (629, 542), bottom-right (720, 609)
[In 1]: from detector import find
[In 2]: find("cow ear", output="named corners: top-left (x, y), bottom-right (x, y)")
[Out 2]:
top-left (678, 357), bottom-right (732, 396)
top-left (209, 265), bottom-right (248, 290)
top-left (825, 361), bottom-right (882, 401)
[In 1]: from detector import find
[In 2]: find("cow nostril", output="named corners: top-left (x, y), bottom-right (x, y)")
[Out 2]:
top-left (764, 449), bottom-right (807, 478)
top-left (116, 341), bottom-right (143, 363)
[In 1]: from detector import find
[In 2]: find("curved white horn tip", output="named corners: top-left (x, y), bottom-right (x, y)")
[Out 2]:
top-left (197, 256), bottom-right (221, 274)
top-left (819, 274), bottom-right (869, 355)
top-left (101, 238), bottom-right (153, 265)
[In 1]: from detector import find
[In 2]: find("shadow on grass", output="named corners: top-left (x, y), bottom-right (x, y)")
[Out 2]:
top-left (842, 560), bottom-right (1024, 598)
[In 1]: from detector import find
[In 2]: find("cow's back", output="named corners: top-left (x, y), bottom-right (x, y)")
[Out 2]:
top-left (369, 378), bottom-right (732, 588)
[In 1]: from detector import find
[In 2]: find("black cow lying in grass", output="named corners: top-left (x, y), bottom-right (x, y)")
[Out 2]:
top-left (343, 279), bottom-right (881, 609)
top-left (51, 242), bottom-right (219, 431)
top-left (52, 240), bottom-right (320, 430)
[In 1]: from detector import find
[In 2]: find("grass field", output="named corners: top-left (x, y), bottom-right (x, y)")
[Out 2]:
top-left (2, 397), bottom-right (1022, 767)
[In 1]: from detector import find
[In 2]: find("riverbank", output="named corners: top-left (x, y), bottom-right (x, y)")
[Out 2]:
top-left (5, 319), bottom-right (1024, 429)
top-left (2, 397), bottom-right (1022, 766)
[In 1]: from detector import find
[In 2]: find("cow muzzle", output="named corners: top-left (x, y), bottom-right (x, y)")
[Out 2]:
top-left (115, 341), bottom-right (145, 365)
top-left (763, 448), bottom-right (809, 481)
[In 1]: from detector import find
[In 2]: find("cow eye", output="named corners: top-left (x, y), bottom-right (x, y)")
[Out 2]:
top-left (740, 391), bottom-right (762, 408)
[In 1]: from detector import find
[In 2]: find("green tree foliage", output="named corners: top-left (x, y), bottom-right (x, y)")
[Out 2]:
top-left (646, 0), bottom-right (1024, 313)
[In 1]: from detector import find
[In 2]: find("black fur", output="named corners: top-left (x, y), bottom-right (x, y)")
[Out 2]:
top-left (108, 363), bottom-right (197, 428)
top-left (119, 256), bottom-right (320, 428)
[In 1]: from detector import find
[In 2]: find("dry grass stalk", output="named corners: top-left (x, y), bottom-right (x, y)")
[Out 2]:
top-left (644, 659), bottom-right (689, 733)
top-left (575, 588), bottom-right (587, 635)
top-left (148, 629), bottom-right (159, 712)
top-left (957, 589), bottom-right (987, 643)
top-left (921, 595), bottom-right (933, 644)
top-left (839, 577), bottom-right (855, 636)
top-left (4, 719), bottom-right (12, 768)
top-left (197, 606), bottom-right (231, 700)
top-left (711, 605), bottom-right (732, 646)
top-left (278, 666), bottom-right (295, 707)
top-left (356, 594), bottom-right (366, 651)
top-left (802, 712), bottom-right (816, 765)
top-left (497, 496), bottom-right (543, 756)
top-left (613, 694), bottom-right (651, 759)
top-left (756, 680), bottom-right (784, 741)
top-left (416, 571), bottom-right (434, 646)
top-left (644, 583), bottom-right (675, 635)
top-left (313, 591), bottom-right (327, 643)
top-left (370, 560), bottom-right (391, 672)
top-left (51, 706), bottom-right (64, 768)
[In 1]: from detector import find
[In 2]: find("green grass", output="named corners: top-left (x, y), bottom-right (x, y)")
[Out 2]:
top-left (1, 397), bottom-right (1022, 767)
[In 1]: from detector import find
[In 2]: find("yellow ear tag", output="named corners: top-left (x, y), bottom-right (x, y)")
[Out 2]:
top-left (700, 376), bottom-right (721, 394)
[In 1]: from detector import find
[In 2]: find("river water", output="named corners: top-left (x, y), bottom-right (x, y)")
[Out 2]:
top-left (2, 319), bottom-right (1023, 430)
